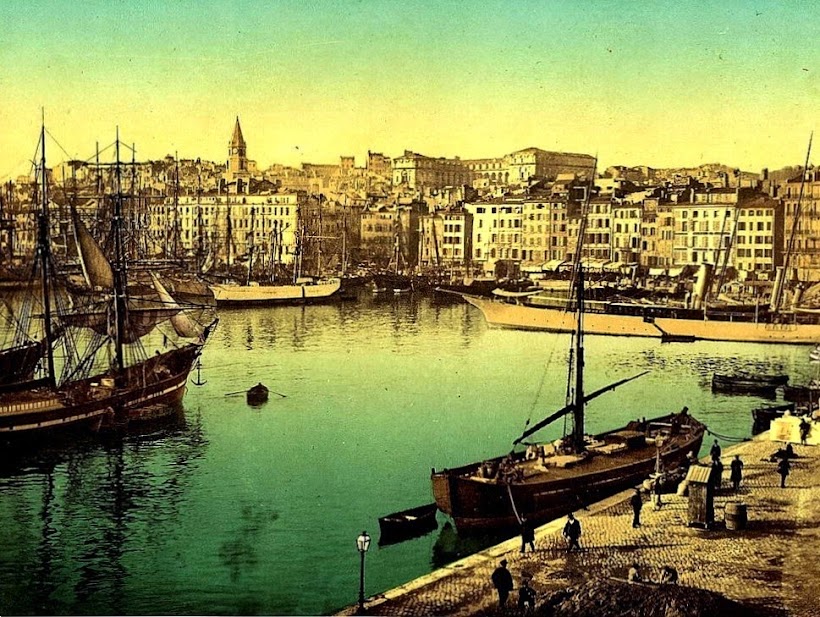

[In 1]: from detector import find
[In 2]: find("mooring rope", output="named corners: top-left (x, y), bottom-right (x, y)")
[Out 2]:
top-left (505, 483), bottom-right (523, 526)
top-left (706, 427), bottom-right (750, 443)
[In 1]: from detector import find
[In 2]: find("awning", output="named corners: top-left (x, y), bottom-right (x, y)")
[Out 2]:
top-left (544, 259), bottom-right (567, 272)
top-left (580, 258), bottom-right (609, 272)
top-left (648, 268), bottom-right (666, 277)
top-left (603, 261), bottom-right (624, 272)
top-left (667, 267), bottom-right (684, 278)
top-left (520, 261), bottom-right (547, 273)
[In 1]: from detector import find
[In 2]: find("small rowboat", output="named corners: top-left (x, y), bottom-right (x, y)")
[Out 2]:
top-left (246, 383), bottom-right (269, 406)
top-left (378, 503), bottom-right (438, 544)
top-left (711, 373), bottom-right (788, 396)
top-left (751, 402), bottom-right (795, 434)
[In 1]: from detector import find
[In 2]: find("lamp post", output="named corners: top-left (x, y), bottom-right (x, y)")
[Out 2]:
top-left (356, 530), bottom-right (371, 613)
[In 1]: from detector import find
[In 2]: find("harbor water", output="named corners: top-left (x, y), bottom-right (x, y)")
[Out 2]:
top-left (0, 292), bottom-right (815, 615)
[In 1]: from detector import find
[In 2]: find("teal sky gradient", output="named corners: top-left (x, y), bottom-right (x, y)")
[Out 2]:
top-left (1, 0), bottom-right (818, 180)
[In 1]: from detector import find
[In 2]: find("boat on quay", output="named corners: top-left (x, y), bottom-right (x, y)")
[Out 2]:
top-left (0, 125), bottom-right (216, 441)
top-left (751, 402), bottom-right (797, 434)
top-left (431, 262), bottom-right (706, 531)
top-left (711, 373), bottom-right (789, 396)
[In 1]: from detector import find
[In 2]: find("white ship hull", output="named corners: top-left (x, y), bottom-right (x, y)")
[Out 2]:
top-left (210, 278), bottom-right (341, 305)
top-left (463, 295), bottom-right (820, 345)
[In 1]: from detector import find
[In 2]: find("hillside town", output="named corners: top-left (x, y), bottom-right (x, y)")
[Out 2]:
top-left (1, 117), bottom-right (818, 302)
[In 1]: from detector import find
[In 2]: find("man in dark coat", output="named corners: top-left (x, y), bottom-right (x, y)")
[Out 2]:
top-left (562, 512), bottom-right (582, 552)
top-left (520, 517), bottom-right (535, 554)
top-left (518, 578), bottom-right (537, 612)
top-left (777, 456), bottom-right (791, 488)
top-left (730, 455), bottom-right (744, 490)
top-left (710, 439), bottom-right (722, 462)
top-left (630, 487), bottom-right (643, 527)
top-left (491, 559), bottom-right (514, 607)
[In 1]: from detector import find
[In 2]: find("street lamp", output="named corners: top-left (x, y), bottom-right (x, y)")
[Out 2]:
top-left (356, 530), bottom-right (371, 613)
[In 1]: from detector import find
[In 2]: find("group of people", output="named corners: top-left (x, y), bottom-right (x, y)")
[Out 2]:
top-left (491, 560), bottom-right (536, 612)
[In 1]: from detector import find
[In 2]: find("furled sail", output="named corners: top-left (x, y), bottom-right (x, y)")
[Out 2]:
top-left (61, 305), bottom-right (180, 343)
top-left (72, 209), bottom-right (114, 290)
top-left (150, 272), bottom-right (202, 338)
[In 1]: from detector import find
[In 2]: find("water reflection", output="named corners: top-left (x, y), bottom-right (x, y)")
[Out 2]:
top-left (0, 412), bottom-right (208, 615)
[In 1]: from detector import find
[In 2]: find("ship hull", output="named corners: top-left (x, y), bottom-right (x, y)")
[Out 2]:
top-left (463, 295), bottom-right (820, 345)
top-left (210, 278), bottom-right (341, 305)
top-left (432, 412), bottom-right (705, 532)
top-left (0, 345), bottom-right (200, 438)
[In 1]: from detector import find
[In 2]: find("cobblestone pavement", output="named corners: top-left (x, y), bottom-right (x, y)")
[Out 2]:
top-left (336, 436), bottom-right (820, 616)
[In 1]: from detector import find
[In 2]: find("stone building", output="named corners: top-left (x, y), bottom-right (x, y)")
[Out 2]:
top-left (781, 170), bottom-right (820, 281)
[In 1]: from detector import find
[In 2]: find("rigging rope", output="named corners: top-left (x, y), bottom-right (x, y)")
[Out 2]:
top-left (505, 483), bottom-right (523, 526)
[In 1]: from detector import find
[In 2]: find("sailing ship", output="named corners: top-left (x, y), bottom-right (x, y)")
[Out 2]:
top-left (0, 125), bottom-right (216, 439)
top-left (431, 184), bottom-right (706, 532)
top-left (209, 206), bottom-right (341, 304)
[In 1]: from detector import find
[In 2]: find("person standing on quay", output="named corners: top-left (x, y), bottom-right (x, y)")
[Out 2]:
top-left (630, 487), bottom-right (643, 528)
top-left (491, 559), bottom-right (514, 608)
top-left (520, 517), bottom-right (535, 554)
top-left (730, 455), bottom-right (744, 491)
top-left (563, 513), bottom-right (582, 552)
top-left (653, 475), bottom-right (664, 510)
top-left (777, 456), bottom-right (791, 488)
top-left (710, 439), bottom-right (722, 462)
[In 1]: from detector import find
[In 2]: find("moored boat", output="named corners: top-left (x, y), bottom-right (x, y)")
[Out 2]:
top-left (783, 383), bottom-right (820, 405)
top-left (210, 277), bottom-right (341, 305)
top-left (462, 293), bottom-right (820, 345)
top-left (751, 402), bottom-right (796, 434)
top-left (711, 373), bottom-right (788, 395)
top-left (0, 125), bottom-right (216, 440)
top-left (378, 503), bottom-right (438, 544)
top-left (432, 253), bottom-right (706, 531)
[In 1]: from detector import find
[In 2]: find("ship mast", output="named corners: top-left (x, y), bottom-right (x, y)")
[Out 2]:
top-left (246, 206), bottom-right (255, 286)
top-left (37, 119), bottom-right (57, 388)
top-left (112, 129), bottom-right (127, 373)
top-left (572, 264), bottom-right (585, 451)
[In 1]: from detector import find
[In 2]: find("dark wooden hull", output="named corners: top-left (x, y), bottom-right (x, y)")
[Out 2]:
top-left (431, 412), bottom-right (705, 531)
top-left (783, 384), bottom-right (820, 404)
top-left (0, 344), bottom-right (201, 438)
top-left (0, 340), bottom-right (46, 388)
top-left (378, 503), bottom-right (438, 544)
top-left (712, 373), bottom-right (788, 395)
top-left (751, 403), bottom-right (795, 434)
top-left (372, 273), bottom-right (413, 293)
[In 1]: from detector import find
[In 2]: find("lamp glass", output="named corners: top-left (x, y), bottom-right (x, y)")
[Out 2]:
top-left (356, 531), bottom-right (371, 552)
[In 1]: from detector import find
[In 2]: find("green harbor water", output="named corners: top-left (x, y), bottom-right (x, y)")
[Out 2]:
top-left (0, 292), bottom-right (815, 615)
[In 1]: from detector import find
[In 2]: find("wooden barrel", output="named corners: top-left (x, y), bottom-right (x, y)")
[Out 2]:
top-left (725, 502), bottom-right (747, 530)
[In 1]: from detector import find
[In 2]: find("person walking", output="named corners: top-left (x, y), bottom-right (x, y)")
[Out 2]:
top-left (653, 475), bottom-right (664, 510)
top-left (520, 517), bottom-right (535, 554)
top-left (491, 559), bottom-right (514, 608)
top-left (800, 418), bottom-right (811, 445)
top-left (777, 456), bottom-right (791, 488)
top-left (630, 487), bottom-right (643, 528)
top-left (730, 455), bottom-right (744, 491)
top-left (562, 512), bottom-right (582, 552)
top-left (710, 439), bottom-right (722, 462)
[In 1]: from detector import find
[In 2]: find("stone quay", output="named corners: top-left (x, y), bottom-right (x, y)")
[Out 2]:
top-left (337, 434), bottom-right (820, 616)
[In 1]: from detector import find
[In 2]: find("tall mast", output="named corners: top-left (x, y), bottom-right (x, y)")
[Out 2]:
top-left (572, 265), bottom-right (585, 451)
top-left (776, 133), bottom-right (814, 312)
top-left (112, 129), bottom-right (126, 373)
top-left (196, 159), bottom-right (204, 270)
top-left (246, 206), bottom-right (255, 286)
top-left (37, 119), bottom-right (57, 387)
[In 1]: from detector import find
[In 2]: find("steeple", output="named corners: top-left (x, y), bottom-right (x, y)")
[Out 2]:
top-left (230, 116), bottom-right (246, 149)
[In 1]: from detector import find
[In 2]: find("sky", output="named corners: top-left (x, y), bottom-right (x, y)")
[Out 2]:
top-left (1, 0), bottom-right (818, 181)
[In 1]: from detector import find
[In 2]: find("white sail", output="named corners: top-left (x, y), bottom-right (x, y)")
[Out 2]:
top-left (72, 210), bottom-right (114, 290)
top-left (150, 272), bottom-right (202, 338)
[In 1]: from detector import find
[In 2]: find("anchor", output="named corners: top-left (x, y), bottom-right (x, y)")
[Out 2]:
top-left (192, 358), bottom-right (207, 386)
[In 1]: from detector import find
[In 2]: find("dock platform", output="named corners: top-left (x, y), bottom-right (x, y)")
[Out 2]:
top-left (337, 435), bottom-right (820, 616)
